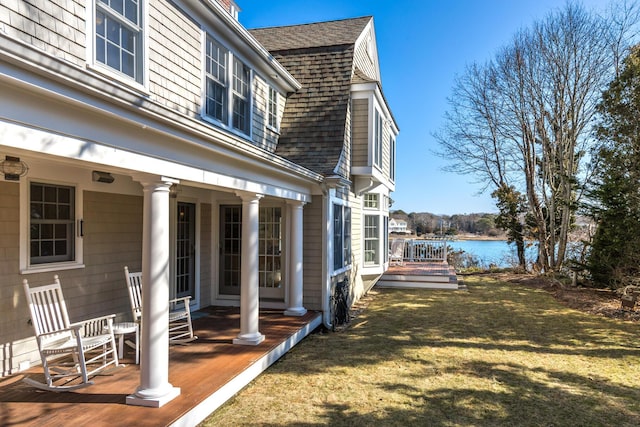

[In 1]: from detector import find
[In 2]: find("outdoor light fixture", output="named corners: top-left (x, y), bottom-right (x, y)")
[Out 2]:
top-left (0, 156), bottom-right (29, 181)
top-left (92, 170), bottom-right (115, 184)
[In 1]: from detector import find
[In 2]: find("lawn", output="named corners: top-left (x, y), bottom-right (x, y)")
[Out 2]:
top-left (202, 276), bottom-right (640, 426)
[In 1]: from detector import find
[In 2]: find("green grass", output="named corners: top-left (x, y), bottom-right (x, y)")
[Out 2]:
top-left (201, 276), bottom-right (640, 426)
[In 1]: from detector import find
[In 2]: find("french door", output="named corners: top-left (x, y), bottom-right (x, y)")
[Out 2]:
top-left (175, 202), bottom-right (196, 299)
top-left (219, 205), bottom-right (284, 300)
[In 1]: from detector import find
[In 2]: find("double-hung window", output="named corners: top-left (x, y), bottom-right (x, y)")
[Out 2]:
top-left (30, 182), bottom-right (75, 265)
top-left (364, 215), bottom-right (380, 265)
top-left (95, 0), bottom-right (143, 83)
top-left (333, 204), bottom-right (351, 271)
top-left (204, 35), bottom-right (253, 136)
top-left (205, 38), bottom-right (228, 123)
top-left (232, 58), bottom-right (251, 134)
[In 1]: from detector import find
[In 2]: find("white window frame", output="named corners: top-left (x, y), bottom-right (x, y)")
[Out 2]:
top-left (20, 179), bottom-right (85, 274)
top-left (90, 0), bottom-right (147, 87)
top-left (364, 193), bottom-right (379, 209)
top-left (267, 87), bottom-right (279, 131)
top-left (332, 203), bottom-right (352, 273)
top-left (364, 214), bottom-right (380, 266)
top-left (203, 33), bottom-right (253, 137)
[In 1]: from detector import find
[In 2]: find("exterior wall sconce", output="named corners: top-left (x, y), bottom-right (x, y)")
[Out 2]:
top-left (92, 171), bottom-right (115, 183)
top-left (170, 184), bottom-right (181, 199)
top-left (0, 156), bottom-right (29, 181)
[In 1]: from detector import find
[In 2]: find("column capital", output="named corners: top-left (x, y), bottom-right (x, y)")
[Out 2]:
top-left (235, 191), bottom-right (264, 203)
top-left (131, 174), bottom-right (179, 190)
top-left (286, 199), bottom-right (307, 208)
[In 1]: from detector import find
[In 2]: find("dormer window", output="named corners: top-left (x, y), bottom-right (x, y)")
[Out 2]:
top-left (267, 87), bottom-right (278, 130)
top-left (204, 35), bottom-right (252, 136)
top-left (94, 0), bottom-right (144, 84)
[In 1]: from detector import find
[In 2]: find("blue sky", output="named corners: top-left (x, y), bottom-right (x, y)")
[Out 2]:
top-left (239, 0), bottom-right (608, 215)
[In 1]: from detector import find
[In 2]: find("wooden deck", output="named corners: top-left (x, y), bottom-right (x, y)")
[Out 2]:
top-left (0, 307), bottom-right (322, 427)
top-left (377, 262), bottom-right (460, 290)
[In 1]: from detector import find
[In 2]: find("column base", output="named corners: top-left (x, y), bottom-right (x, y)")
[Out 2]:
top-left (284, 307), bottom-right (307, 317)
top-left (233, 332), bottom-right (265, 346)
top-left (126, 386), bottom-right (180, 408)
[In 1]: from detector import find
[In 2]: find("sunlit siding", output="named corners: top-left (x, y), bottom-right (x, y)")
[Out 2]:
top-left (149, 0), bottom-right (202, 118)
top-left (352, 27), bottom-right (378, 81)
top-left (0, 0), bottom-right (86, 66)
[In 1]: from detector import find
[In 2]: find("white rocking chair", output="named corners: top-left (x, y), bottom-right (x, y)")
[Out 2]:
top-left (390, 239), bottom-right (406, 266)
top-left (23, 276), bottom-right (120, 391)
top-left (124, 266), bottom-right (197, 344)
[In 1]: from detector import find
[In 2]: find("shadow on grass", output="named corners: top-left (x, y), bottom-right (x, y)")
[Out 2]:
top-left (210, 276), bottom-right (640, 426)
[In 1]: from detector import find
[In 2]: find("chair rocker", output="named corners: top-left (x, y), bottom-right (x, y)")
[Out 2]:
top-left (23, 276), bottom-right (120, 392)
top-left (124, 266), bottom-right (197, 344)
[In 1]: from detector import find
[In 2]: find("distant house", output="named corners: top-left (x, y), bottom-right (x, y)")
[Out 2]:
top-left (389, 218), bottom-right (409, 234)
top-left (0, 0), bottom-right (397, 407)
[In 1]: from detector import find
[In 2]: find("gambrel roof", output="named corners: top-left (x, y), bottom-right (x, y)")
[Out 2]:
top-left (250, 17), bottom-right (372, 176)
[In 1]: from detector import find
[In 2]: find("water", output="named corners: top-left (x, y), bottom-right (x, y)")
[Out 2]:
top-left (447, 240), bottom-right (536, 268)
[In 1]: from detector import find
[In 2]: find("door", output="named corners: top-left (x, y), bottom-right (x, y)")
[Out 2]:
top-left (219, 205), bottom-right (285, 300)
top-left (176, 202), bottom-right (196, 299)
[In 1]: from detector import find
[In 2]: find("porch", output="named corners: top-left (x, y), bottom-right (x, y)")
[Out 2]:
top-left (0, 307), bottom-right (322, 427)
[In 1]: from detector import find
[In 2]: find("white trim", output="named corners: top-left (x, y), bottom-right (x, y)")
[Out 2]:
top-left (20, 175), bottom-right (85, 274)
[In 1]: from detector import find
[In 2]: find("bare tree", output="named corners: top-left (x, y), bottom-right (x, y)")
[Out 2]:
top-left (435, 2), bottom-right (638, 272)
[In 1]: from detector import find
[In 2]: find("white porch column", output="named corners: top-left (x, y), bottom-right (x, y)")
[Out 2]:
top-left (233, 192), bottom-right (265, 346)
top-left (127, 176), bottom-right (180, 408)
top-left (285, 200), bottom-right (307, 316)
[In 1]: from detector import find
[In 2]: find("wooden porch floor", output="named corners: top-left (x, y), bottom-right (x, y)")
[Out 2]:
top-left (0, 307), bottom-right (322, 427)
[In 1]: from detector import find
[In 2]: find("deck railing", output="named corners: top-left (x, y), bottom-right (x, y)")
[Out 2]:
top-left (401, 239), bottom-right (448, 262)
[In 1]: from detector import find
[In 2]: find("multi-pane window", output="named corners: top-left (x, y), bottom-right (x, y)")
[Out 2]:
top-left (204, 35), bottom-right (252, 136)
top-left (259, 207), bottom-right (282, 288)
top-left (267, 87), bottom-right (278, 129)
top-left (95, 0), bottom-right (143, 83)
top-left (232, 58), bottom-right (251, 134)
top-left (205, 37), bottom-right (228, 123)
top-left (333, 204), bottom-right (351, 271)
top-left (364, 215), bottom-right (380, 265)
top-left (373, 109), bottom-right (383, 168)
top-left (364, 193), bottom-right (379, 209)
top-left (30, 182), bottom-right (75, 265)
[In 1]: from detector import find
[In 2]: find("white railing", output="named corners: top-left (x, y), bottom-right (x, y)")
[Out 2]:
top-left (404, 239), bottom-right (448, 262)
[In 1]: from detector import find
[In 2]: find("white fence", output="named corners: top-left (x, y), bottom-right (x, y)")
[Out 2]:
top-left (399, 239), bottom-right (448, 262)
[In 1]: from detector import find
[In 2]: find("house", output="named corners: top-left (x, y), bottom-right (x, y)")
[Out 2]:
top-left (389, 218), bottom-right (409, 234)
top-left (0, 0), bottom-right (397, 409)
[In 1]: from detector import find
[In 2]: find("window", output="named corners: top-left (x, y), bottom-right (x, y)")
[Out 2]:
top-left (267, 87), bottom-right (278, 129)
top-left (232, 58), bottom-right (251, 134)
top-left (204, 35), bottom-right (253, 136)
top-left (390, 136), bottom-right (396, 181)
top-left (95, 0), bottom-right (143, 83)
top-left (364, 215), bottom-right (380, 265)
top-left (30, 182), bottom-right (75, 265)
top-left (205, 38), bottom-right (228, 123)
top-left (259, 207), bottom-right (282, 289)
top-left (333, 204), bottom-right (351, 271)
top-left (373, 109), bottom-right (383, 168)
top-left (364, 193), bottom-right (379, 209)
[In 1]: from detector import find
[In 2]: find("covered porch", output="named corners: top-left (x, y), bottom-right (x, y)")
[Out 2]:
top-left (0, 307), bottom-right (322, 427)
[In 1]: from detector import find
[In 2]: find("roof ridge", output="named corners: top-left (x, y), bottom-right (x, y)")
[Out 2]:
top-left (248, 15), bottom-right (372, 32)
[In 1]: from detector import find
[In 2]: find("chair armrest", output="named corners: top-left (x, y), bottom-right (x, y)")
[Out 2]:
top-left (71, 314), bottom-right (116, 337)
top-left (169, 296), bottom-right (191, 305)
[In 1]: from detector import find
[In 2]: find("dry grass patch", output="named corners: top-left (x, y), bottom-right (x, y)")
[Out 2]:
top-left (202, 276), bottom-right (640, 426)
